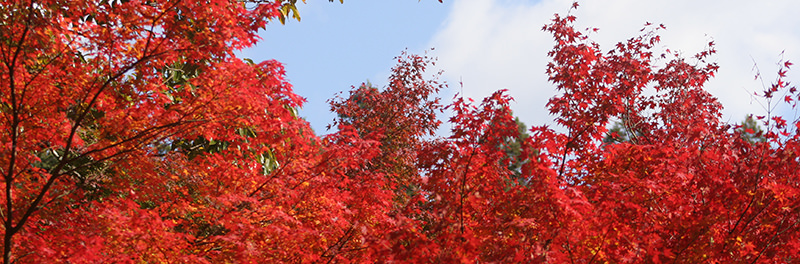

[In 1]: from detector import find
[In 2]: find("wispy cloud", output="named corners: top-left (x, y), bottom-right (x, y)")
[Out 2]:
top-left (430, 0), bottom-right (800, 128)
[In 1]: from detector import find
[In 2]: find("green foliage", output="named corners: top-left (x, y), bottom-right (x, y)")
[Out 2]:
top-left (499, 117), bottom-right (532, 185)
top-left (736, 115), bottom-right (766, 143)
top-left (275, 0), bottom-right (344, 24)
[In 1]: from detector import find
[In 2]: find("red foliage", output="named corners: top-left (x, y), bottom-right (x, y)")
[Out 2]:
top-left (1, 0), bottom-right (799, 263)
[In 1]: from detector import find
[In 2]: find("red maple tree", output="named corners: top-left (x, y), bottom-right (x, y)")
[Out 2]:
top-left (0, 0), bottom-right (320, 262)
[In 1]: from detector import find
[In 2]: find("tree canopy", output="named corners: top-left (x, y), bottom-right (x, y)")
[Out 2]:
top-left (1, 0), bottom-right (799, 263)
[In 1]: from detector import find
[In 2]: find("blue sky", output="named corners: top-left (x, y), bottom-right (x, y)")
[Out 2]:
top-left (241, 0), bottom-right (800, 134)
top-left (239, 1), bottom-right (453, 133)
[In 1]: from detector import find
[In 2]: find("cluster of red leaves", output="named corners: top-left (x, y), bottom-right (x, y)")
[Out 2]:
top-left (2, 0), bottom-right (800, 263)
top-left (0, 0), bottom-right (323, 262)
top-left (535, 6), bottom-right (799, 262)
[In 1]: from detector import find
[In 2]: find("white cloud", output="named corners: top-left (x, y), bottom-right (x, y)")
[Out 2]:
top-left (429, 0), bottom-right (800, 129)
